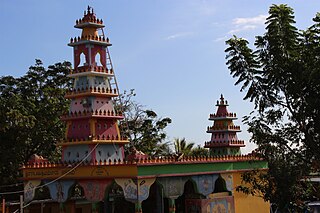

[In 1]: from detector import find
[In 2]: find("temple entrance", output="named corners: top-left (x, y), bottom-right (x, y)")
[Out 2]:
top-left (175, 179), bottom-right (204, 213)
top-left (142, 182), bottom-right (164, 213)
top-left (105, 182), bottom-right (134, 213)
top-left (213, 175), bottom-right (229, 194)
top-left (24, 185), bottom-right (54, 213)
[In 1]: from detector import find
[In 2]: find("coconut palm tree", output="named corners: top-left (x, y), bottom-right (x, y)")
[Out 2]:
top-left (173, 138), bottom-right (195, 156)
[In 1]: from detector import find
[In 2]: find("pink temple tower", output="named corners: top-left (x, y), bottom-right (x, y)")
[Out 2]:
top-left (59, 6), bottom-right (128, 163)
top-left (204, 95), bottom-right (245, 156)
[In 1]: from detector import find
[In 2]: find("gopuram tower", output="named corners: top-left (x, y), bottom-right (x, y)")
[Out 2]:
top-left (204, 95), bottom-right (245, 156)
top-left (61, 6), bottom-right (128, 163)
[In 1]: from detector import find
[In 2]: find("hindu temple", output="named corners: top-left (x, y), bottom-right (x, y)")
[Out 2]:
top-left (18, 6), bottom-right (269, 213)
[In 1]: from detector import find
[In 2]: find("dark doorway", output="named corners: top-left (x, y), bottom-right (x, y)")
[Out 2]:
top-left (175, 180), bottom-right (204, 213)
top-left (213, 175), bottom-right (228, 193)
top-left (105, 182), bottom-right (134, 213)
top-left (142, 182), bottom-right (164, 213)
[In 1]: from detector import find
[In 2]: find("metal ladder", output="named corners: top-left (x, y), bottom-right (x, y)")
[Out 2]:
top-left (100, 28), bottom-right (131, 142)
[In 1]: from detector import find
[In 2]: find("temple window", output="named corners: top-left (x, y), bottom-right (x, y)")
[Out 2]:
top-left (80, 52), bottom-right (86, 66)
top-left (95, 52), bottom-right (103, 66)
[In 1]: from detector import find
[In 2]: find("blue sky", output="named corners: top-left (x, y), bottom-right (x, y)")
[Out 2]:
top-left (1, 1), bottom-right (320, 153)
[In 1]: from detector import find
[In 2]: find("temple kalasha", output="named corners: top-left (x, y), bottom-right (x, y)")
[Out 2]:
top-left (16, 6), bottom-right (268, 213)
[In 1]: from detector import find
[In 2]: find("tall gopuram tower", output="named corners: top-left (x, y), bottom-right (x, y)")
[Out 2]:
top-left (204, 95), bottom-right (245, 156)
top-left (61, 6), bottom-right (128, 163)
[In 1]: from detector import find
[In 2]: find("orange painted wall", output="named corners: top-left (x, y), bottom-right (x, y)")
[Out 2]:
top-left (232, 172), bottom-right (270, 213)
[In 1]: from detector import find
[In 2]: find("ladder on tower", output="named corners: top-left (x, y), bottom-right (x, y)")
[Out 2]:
top-left (100, 28), bottom-right (131, 143)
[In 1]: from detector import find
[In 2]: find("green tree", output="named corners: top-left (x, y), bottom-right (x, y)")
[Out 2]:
top-left (117, 91), bottom-right (172, 157)
top-left (0, 59), bottom-right (71, 185)
top-left (190, 145), bottom-right (210, 157)
top-left (173, 138), bottom-right (195, 156)
top-left (225, 4), bottom-right (320, 211)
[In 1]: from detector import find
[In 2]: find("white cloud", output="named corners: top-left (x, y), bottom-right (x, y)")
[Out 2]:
top-left (228, 25), bottom-right (257, 34)
top-left (213, 36), bottom-right (228, 42)
top-left (232, 14), bottom-right (267, 26)
top-left (229, 14), bottom-right (267, 34)
top-left (165, 32), bottom-right (194, 40)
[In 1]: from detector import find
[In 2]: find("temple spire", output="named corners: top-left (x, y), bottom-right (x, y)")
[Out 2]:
top-left (205, 94), bottom-right (245, 156)
top-left (60, 6), bottom-right (128, 163)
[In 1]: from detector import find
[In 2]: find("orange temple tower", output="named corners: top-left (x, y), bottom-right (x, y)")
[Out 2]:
top-left (61, 6), bottom-right (128, 164)
top-left (204, 95), bottom-right (245, 156)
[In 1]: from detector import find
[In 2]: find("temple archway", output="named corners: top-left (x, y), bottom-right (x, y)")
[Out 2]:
top-left (95, 52), bottom-right (103, 66)
top-left (142, 181), bottom-right (164, 213)
top-left (79, 52), bottom-right (87, 66)
top-left (175, 179), bottom-right (204, 213)
top-left (213, 175), bottom-right (229, 194)
top-left (105, 181), bottom-right (134, 213)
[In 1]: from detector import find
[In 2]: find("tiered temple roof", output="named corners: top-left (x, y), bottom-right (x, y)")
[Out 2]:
top-left (204, 95), bottom-right (245, 156)
top-left (59, 6), bottom-right (128, 164)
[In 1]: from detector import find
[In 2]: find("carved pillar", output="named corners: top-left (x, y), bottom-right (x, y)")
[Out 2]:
top-left (115, 178), bottom-right (155, 212)
top-left (135, 202), bottom-right (142, 213)
top-left (92, 202), bottom-right (99, 213)
top-left (59, 203), bottom-right (65, 213)
top-left (168, 198), bottom-right (176, 213)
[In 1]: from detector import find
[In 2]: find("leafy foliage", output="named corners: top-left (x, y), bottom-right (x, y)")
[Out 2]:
top-left (225, 4), bottom-right (320, 211)
top-left (117, 91), bottom-right (172, 157)
top-left (0, 60), bottom-right (72, 185)
top-left (173, 138), bottom-right (195, 156)
top-left (190, 145), bottom-right (210, 157)
top-left (173, 138), bottom-right (210, 157)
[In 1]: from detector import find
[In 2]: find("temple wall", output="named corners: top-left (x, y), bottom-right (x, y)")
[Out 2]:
top-left (232, 172), bottom-right (270, 213)
top-left (67, 119), bottom-right (91, 139)
top-left (62, 144), bottom-right (92, 162)
top-left (92, 97), bottom-right (114, 112)
top-left (95, 144), bottom-right (123, 162)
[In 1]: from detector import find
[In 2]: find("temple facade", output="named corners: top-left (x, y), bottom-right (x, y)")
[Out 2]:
top-left (19, 7), bottom-right (269, 213)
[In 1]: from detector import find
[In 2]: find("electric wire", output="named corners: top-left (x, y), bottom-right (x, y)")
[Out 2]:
top-left (0, 183), bottom-right (23, 188)
top-left (0, 143), bottom-right (99, 196)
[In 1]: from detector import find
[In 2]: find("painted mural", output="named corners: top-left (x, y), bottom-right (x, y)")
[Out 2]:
top-left (79, 179), bottom-right (112, 201)
top-left (192, 174), bottom-right (219, 196)
top-left (115, 178), bottom-right (155, 202)
top-left (46, 180), bottom-right (74, 202)
top-left (185, 196), bottom-right (235, 213)
top-left (158, 177), bottom-right (187, 199)
top-left (24, 180), bottom-right (41, 202)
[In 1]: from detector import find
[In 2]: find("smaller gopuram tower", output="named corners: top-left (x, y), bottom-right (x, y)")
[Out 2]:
top-left (204, 95), bottom-right (245, 156)
top-left (60, 6), bottom-right (128, 163)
